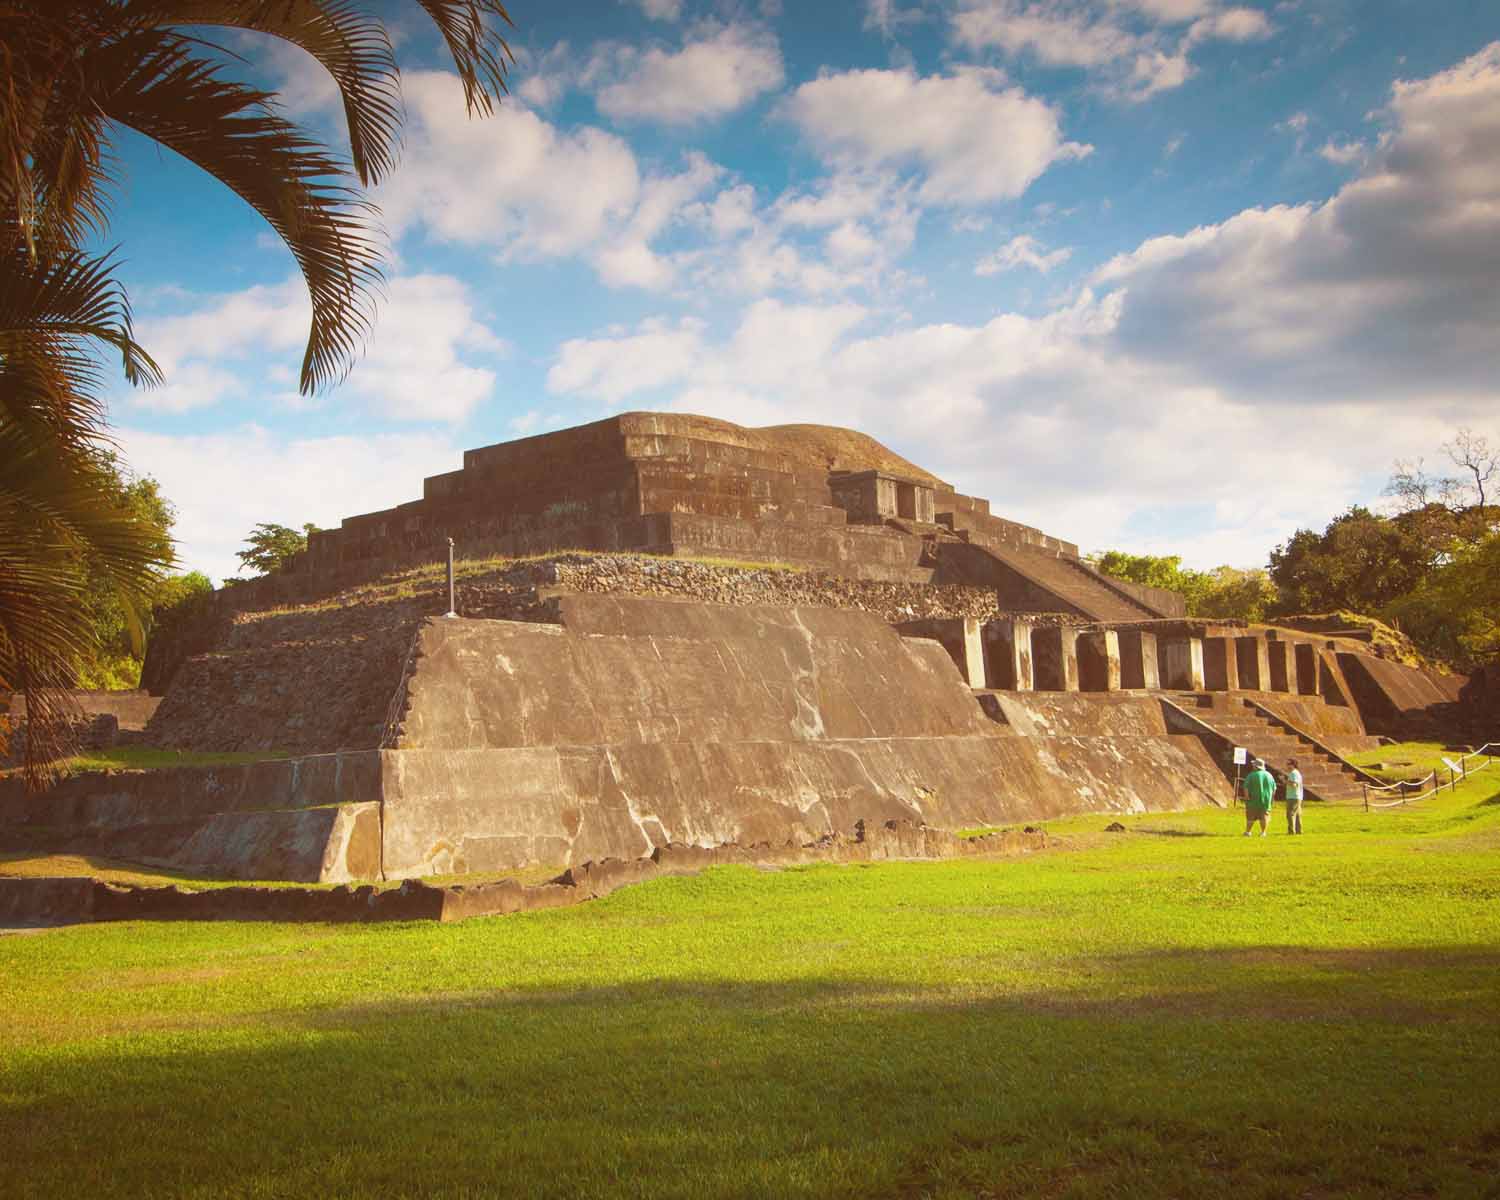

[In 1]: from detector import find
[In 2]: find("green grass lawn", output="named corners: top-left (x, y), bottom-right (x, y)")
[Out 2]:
top-left (2, 760), bottom-right (1498, 1199)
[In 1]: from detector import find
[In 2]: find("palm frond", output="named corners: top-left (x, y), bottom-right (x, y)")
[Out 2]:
top-left (0, 419), bottom-right (172, 788)
top-left (413, 0), bottom-right (514, 115)
top-left (89, 31), bottom-right (384, 392)
top-left (125, 0), bottom-right (404, 186)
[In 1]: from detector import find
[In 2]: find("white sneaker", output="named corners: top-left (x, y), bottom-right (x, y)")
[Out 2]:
top-left (1260, 830), bottom-right (1267, 837)
top-left (1243, 830), bottom-right (1252, 837)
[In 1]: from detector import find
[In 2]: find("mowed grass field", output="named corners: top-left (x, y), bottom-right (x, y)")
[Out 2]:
top-left (3, 757), bottom-right (1499, 1199)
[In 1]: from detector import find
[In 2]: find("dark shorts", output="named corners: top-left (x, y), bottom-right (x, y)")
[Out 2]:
top-left (1245, 804), bottom-right (1270, 819)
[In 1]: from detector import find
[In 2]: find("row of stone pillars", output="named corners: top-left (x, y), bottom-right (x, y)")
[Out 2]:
top-left (970, 619), bottom-right (1323, 695)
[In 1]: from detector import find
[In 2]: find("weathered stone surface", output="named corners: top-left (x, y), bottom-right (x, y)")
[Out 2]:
top-left (0, 876), bottom-right (94, 926)
top-left (66, 818), bottom-right (1049, 925)
top-left (1160, 638), bottom-right (1205, 690)
top-left (1033, 627), bottom-right (1080, 692)
top-left (374, 607), bottom-right (1231, 875)
top-left (983, 619), bottom-right (1034, 692)
top-left (1078, 630), bottom-right (1122, 692)
top-left (1118, 630), bottom-right (1159, 690)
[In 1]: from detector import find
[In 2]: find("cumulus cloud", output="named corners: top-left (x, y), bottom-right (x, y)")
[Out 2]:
top-left (117, 426), bottom-right (467, 584)
top-left (127, 274), bottom-right (504, 423)
top-left (540, 292), bottom-right (1428, 565)
top-left (678, 170), bottom-right (923, 296)
top-left (975, 234), bottom-right (1073, 274)
top-left (592, 24), bottom-right (785, 125)
top-left (375, 71), bottom-right (726, 292)
top-left (783, 67), bottom-right (1091, 203)
top-left (949, 0), bottom-right (1274, 101)
top-left (1093, 42), bottom-right (1500, 403)
top-left (1318, 137), bottom-right (1365, 164)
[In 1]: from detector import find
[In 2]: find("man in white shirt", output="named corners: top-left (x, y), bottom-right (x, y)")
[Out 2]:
top-left (1285, 758), bottom-right (1305, 834)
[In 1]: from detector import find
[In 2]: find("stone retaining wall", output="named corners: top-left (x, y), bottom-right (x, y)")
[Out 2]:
top-left (3, 820), bottom-right (1047, 926)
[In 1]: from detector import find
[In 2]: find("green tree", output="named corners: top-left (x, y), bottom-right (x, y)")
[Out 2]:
top-left (71, 453), bottom-right (175, 688)
top-left (1, 1), bottom-right (513, 784)
top-left (1383, 532), bottom-right (1500, 669)
top-left (1267, 506), bottom-right (1451, 617)
top-left (236, 522), bottom-right (318, 576)
top-left (1093, 552), bottom-right (1278, 623)
top-left (1194, 566), bottom-right (1278, 624)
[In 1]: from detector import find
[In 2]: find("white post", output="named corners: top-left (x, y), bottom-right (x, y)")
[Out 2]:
top-left (445, 537), bottom-right (457, 618)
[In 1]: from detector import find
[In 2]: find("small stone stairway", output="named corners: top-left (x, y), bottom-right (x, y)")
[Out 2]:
top-left (1166, 693), bottom-right (1371, 802)
top-left (982, 543), bottom-right (1161, 622)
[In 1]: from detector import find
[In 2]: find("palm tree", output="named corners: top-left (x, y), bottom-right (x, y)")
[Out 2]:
top-left (0, 1), bottom-right (513, 785)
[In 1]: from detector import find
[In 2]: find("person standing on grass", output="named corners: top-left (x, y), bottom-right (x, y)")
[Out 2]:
top-left (1242, 758), bottom-right (1275, 837)
top-left (1285, 758), bottom-right (1305, 834)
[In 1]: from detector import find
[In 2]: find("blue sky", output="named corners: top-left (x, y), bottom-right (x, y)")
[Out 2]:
top-left (104, 0), bottom-right (1500, 582)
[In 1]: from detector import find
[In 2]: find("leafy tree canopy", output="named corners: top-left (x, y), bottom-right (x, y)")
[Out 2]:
top-left (1091, 552), bottom-right (1277, 623)
top-left (236, 523), bottom-right (319, 577)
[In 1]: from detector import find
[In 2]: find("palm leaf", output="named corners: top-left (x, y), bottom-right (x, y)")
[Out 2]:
top-left (88, 30), bottom-right (385, 393)
top-left (126, 0), bottom-right (405, 186)
top-left (0, 239), bottom-right (171, 786)
top-left (414, 0), bottom-right (514, 115)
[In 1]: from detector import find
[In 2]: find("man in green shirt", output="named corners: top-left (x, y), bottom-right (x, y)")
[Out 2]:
top-left (1242, 758), bottom-right (1275, 836)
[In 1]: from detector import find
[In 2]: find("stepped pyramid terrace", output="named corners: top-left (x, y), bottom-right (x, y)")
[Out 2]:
top-left (1, 414), bottom-right (1483, 887)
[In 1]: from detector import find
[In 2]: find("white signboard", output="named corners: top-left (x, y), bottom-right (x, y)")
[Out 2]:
top-left (1233, 747), bottom-right (1249, 765)
top-left (1442, 757), bottom-right (1462, 774)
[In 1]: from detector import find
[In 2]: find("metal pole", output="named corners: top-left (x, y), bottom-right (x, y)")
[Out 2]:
top-left (445, 537), bottom-right (457, 618)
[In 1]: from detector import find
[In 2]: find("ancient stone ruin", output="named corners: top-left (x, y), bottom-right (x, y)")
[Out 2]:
top-left (1, 413), bottom-right (1481, 886)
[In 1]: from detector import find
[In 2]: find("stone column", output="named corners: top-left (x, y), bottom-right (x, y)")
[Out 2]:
top-left (1118, 630), bottom-right (1159, 690)
top-left (1078, 630), bottom-right (1122, 692)
top-left (1033, 626), bottom-right (1080, 692)
top-left (1235, 635), bottom-right (1271, 691)
top-left (1203, 637), bottom-right (1240, 691)
top-left (1160, 638), bottom-right (1205, 690)
top-left (959, 618), bottom-right (985, 688)
top-left (1267, 639), bottom-right (1293, 693)
top-left (983, 619), bottom-right (1033, 691)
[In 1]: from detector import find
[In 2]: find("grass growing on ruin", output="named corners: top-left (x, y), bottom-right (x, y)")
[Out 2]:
top-left (3, 766), bottom-right (1499, 1199)
top-left (0, 747), bottom-right (295, 779)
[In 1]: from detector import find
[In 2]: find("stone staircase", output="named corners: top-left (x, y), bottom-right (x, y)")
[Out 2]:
top-left (1167, 693), bottom-right (1370, 802)
top-left (980, 543), bottom-right (1162, 622)
top-left (891, 516), bottom-right (1167, 622)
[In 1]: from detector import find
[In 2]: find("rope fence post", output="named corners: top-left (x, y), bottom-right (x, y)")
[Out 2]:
top-left (1362, 782), bottom-right (1368, 812)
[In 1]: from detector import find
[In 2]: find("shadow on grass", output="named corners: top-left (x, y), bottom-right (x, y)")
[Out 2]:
top-left (4, 948), bottom-right (1499, 1199)
top-left (1125, 827), bottom-right (1211, 838)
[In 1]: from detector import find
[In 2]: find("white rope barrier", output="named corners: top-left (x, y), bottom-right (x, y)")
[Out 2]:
top-left (1364, 745), bottom-right (1499, 810)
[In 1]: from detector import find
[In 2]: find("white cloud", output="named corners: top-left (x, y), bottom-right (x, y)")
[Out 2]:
top-left (117, 426), bottom-right (467, 584)
top-left (375, 70), bottom-right (725, 292)
top-left (1186, 7), bottom-right (1273, 44)
top-left (127, 274), bottom-right (504, 424)
top-left (949, 0), bottom-right (1274, 102)
top-left (783, 67), bottom-right (1091, 203)
top-left (549, 317), bottom-right (705, 402)
top-left (975, 234), bottom-right (1073, 274)
top-left (1093, 42), bottom-right (1500, 404)
top-left (634, 0), bottom-right (684, 19)
top-left (538, 292), bottom-right (1376, 566)
top-left (864, 0), bottom-right (923, 36)
top-left (379, 72), bottom-right (641, 260)
top-left (1318, 137), bottom-right (1365, 164)
top-left (592, 24), bottom-right (784, 125)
